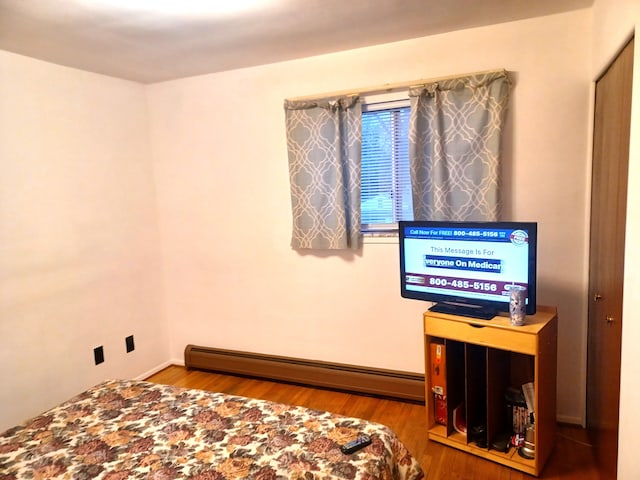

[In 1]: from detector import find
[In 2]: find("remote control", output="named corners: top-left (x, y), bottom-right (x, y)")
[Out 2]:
top-left (340, 434), bottom-right (372, 454)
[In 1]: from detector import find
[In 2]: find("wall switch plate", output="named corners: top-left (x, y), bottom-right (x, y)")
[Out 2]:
top-left (125, 335), bottom-right (135, 353)
top-left (94, 346), bottom-right (104, 365)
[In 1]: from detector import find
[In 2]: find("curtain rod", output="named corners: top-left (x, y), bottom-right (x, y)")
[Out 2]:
top-left (285, 68), bottom-right (507, 102)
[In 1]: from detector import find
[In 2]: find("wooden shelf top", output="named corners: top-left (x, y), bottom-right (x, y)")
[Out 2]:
top-left (424, 305), bottom-right (557, 335)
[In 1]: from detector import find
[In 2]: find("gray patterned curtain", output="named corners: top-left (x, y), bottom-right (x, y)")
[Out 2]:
top-left (284, 96), bottom-right (362, 250)
top-left (408, 70), bottom-right (510, 221)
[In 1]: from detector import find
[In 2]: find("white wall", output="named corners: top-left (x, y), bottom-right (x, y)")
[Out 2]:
top-left (147, 10), bottom-right (592, 424)
top-left (590, 0), bottom-right (640, 478)
top-left (0, 7), bottom-right (597, 434)
top-left (0, 51), bottom-right (169, 432)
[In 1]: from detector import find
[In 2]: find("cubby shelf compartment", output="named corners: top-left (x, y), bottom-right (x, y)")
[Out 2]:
top-left (423, 306), bottom-right (557, 476)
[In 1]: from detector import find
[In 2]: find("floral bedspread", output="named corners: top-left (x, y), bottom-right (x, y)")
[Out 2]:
top-left (0, 379), bottom-right (424, 480)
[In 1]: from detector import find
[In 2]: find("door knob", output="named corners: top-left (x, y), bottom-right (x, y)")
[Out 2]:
top-left (606, 315), bottom-right (615, 325)
top-left (594, 293), bottom-right (603, 301)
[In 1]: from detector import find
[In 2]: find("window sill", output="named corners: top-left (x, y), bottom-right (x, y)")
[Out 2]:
top-left (362, 234), bottom-right (398, 244)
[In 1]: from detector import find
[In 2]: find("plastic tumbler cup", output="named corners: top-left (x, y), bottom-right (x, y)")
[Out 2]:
top-left (509, 285), bottom-right (527, 326)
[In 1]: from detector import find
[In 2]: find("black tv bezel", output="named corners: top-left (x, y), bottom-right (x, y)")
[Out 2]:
top-left (398, 220), bottom-right (538, 316)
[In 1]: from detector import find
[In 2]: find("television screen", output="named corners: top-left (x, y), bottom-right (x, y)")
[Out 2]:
top-left (399, 221), bottom-right (537, 319)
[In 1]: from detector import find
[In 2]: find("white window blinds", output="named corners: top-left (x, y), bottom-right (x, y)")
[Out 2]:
top-left (361, 99), bottom-right (413, 233)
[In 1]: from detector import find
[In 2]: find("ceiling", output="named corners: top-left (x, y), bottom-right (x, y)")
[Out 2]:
top-left (0, 0), bottom-right (593, 84)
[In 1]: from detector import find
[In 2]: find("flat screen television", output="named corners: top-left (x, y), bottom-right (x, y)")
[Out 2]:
top-left (399, 221), bottom-right (537, 319)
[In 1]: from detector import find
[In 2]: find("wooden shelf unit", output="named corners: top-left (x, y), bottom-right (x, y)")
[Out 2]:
top-left (423, 305), bottom-right (558, 476)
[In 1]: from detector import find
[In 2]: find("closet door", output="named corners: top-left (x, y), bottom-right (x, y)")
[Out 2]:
top-left (587, 37), bottom-right (633, 480)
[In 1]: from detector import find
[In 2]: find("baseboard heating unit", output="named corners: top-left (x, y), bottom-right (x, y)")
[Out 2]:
top-left (184, 345), bottom-right (425, 403)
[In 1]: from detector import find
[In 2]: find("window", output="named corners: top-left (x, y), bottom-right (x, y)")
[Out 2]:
top-left (361, 98), bottom-right (413, 234)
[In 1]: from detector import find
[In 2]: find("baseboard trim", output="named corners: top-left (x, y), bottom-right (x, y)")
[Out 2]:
top-left (136, 360), bottom-right (174, 381)
top-left (184, 345), bottom-right (425, 403)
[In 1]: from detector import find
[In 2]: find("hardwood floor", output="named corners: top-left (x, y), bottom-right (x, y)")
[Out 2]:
top-left (146, 365), bottom-right (599, 480)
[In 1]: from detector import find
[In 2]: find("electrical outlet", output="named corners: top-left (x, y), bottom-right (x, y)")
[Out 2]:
top-left (125, 335), bottom-right (135, 353)
top-left (94, 346), bottom-right (104, 365)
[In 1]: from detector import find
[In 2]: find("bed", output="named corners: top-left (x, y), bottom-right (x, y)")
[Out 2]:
top-left (0, 379), bottom-right (424, 479)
